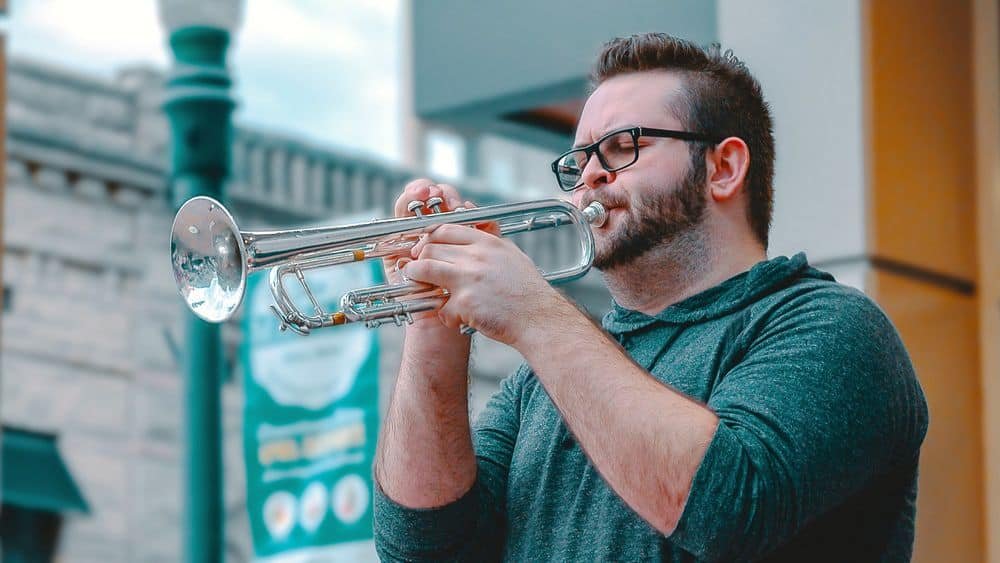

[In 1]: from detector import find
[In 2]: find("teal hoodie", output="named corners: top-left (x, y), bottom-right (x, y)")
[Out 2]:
top-left (374, 254), bottom-right (929, 562)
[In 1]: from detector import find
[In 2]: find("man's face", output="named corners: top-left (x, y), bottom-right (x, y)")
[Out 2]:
top-left (570, 71), bottom-right (708, 270)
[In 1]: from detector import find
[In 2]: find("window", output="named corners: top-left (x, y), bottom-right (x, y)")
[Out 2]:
top-left (0, 504), bottom-right (62, 562)
top-left (426, 130), bottom-right (465, 180)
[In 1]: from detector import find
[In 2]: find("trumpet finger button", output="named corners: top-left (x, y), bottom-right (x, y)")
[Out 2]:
top-left (407, 200), bottom-right (426, 216)
top-left (426, 196), bottom-right (444, 213)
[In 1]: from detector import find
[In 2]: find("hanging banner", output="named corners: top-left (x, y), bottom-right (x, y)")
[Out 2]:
top-left (242, 232), bottom-right (383, 562)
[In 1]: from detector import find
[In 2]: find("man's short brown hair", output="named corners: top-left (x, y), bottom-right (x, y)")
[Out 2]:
top-left (591, 33), bottom-right (776, 248)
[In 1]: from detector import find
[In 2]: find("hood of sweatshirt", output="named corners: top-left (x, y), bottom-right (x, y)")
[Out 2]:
top-left (601, 253), bottom-right (835, 335)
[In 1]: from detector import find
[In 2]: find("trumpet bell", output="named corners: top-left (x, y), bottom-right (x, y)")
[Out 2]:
top-left (170, 196), bottom-right (248, 323)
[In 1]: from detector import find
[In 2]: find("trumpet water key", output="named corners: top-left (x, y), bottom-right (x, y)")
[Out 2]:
top-left (170, 196), bottom-right (607, 335)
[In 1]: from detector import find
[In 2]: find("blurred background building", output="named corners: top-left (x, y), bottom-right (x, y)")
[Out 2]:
top-left (1, 0), bottom-right (999, 561)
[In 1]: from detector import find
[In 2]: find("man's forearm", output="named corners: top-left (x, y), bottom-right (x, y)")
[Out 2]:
top-left (515, 299), bottom-right (718, 534)
top-left (374, 328), bottom-right (478, 508)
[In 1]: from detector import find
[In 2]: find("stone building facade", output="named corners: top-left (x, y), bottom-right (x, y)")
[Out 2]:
top-left (0, 56), bottom-right (610, 561)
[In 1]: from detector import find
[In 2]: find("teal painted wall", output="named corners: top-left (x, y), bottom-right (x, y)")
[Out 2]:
top-left (412, 0), bottom-right (717, 121)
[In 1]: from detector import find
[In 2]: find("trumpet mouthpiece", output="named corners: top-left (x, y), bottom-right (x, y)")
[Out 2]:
top-left (582, 201), bottom-right (608, 228)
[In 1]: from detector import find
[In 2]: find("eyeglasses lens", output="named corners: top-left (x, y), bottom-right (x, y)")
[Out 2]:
top-left (598, 131), bottom-right (638, 170)
top-left (555, 151), bottom-right (587, 190)
top-left (555, 131), bottom-right (638, 190)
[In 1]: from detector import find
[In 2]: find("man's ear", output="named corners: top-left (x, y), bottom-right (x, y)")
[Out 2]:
top-left (707, 137), bottom-right (750, 202)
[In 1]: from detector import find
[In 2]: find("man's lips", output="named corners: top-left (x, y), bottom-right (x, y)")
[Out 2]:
top-left (581, 198), bottom-right (625, 212)
top-left (577, 196), bottom-right (626, 228)
top-left (590, 205), bottom-right (624, 230)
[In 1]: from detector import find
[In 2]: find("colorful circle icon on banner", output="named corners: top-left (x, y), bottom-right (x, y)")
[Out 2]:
top-left (300, 482), bottom-right (328, 533)
top-left (263, 490), bottom-right (297, 540)
top-left (332, 474), bottom-right (369, 525)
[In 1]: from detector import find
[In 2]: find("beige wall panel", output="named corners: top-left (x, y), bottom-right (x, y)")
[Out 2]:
top-left (867, 0), bottom-right (977, 280)
top-left (869, 269), bottom-right (984, 562)
top-left (972, 0), bottom-right (1000, 559)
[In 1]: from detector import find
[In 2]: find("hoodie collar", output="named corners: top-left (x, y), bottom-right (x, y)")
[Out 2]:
top-left (602, 253), bottom-right (825, 335)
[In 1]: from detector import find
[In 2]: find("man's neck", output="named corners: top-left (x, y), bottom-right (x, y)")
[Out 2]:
top-left (600, 227), bottom-right (767, 316)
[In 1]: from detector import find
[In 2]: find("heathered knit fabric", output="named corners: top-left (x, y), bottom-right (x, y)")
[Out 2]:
top-left (373, 253), bottom-right (929, 562)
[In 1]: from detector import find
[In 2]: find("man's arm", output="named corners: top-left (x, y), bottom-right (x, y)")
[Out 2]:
top-left (373, 324), bottom-right (524, 562)
top-left (373, 179), bottom-right (478, 509)
top-left (514, 287), bottom-right (927, 561)
top-left (374, 324), bottom-right (476, 508)
top-left (372, 179), bottom-right (516, 562)
top-left (403, 221), bottom-right (719, 533)
top-left (514, 298), bottom-right (718, 535)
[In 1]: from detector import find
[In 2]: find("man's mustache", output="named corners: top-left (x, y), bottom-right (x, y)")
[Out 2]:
top-left (579, 193), bottom-right (628, 210)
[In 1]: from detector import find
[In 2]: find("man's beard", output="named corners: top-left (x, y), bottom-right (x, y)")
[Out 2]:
top-left (593, 163), bottom-right (707, 271)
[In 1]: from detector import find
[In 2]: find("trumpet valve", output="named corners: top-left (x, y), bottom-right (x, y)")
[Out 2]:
top-left (426, 196), bottom-right (444, 213)
top-left (407, 200), bottom-right (426, 216)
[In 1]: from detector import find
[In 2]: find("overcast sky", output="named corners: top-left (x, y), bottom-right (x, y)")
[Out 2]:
top-left (6, 0), bottom-right (403, 164)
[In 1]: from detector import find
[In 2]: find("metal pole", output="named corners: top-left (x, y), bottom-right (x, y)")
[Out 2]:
top-left (163, 25), bottom-right (236, 563)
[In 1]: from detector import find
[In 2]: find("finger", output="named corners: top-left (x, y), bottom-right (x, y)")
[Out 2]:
top-left (380, 253), bottom-right (414, 284)
top-left (394, 178), bottom-right (436, 217)
top-left (411, 223), bottom-right (489, 256)
top-left (434, 184), bottom-right (465, 212)
top-left (436, 299), bottom-right (465, 332)
top-left (402, 258), bottom-right (460, 288)
top-left (414, 241), bottom-right (469, 264)
top-left (428, 223), bottom-right (492, 244)
top-left (423, 183), bottom-right (450, 213)
top-left (410, 222), bottom-right (498, 257)
top-left (423, 183), bottom-right (445, 212)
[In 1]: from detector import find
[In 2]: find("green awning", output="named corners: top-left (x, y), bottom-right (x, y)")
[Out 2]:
top-left (2, 427), bottom-right (90, 513)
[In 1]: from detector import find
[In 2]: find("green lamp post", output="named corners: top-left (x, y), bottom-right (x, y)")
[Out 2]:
top-left (158, 1), bottom-right (244, 561)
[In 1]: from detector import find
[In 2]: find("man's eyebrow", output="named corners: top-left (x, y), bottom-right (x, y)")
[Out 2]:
top-left (572, 124), bottom-right (631, 149)
top-left (571, 133), bottom-right (597, 150)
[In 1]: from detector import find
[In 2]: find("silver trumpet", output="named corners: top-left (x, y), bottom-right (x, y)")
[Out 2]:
top-left (170, 195), bottom-right (607, 335)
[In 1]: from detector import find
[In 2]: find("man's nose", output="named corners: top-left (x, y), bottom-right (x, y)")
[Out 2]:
top-left (578, 154), bottom-right (615, 190)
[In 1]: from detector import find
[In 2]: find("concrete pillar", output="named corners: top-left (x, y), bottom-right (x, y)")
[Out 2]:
top-left (399, 0), bottom-right (427, 172)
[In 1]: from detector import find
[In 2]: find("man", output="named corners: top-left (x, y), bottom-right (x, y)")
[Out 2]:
top-left (372, 33), bottom-right (928, 562)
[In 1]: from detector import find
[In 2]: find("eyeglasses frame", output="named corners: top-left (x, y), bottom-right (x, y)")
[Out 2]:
top-left (550, 126), bottom-right (726, 192)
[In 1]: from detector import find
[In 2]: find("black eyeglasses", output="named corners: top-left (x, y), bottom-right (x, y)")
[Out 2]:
top-left (550, 126), bottom-right (724, 191)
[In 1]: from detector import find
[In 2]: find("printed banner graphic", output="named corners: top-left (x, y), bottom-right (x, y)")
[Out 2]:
top-left (242, 254), bottom-right (382, 561)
